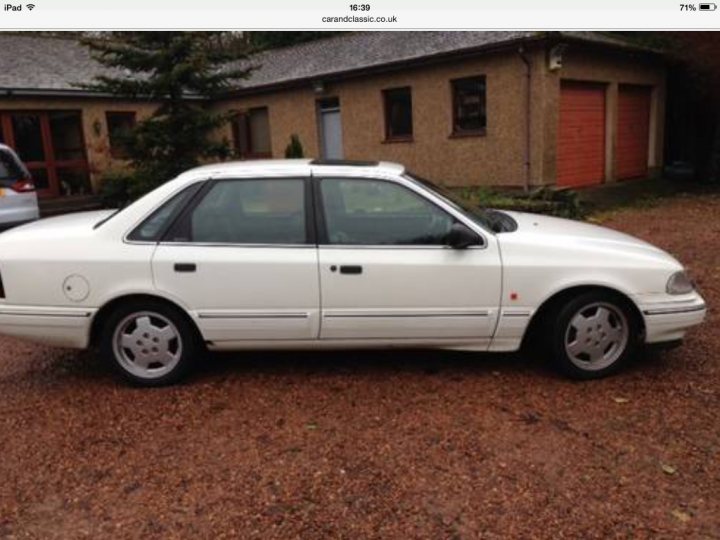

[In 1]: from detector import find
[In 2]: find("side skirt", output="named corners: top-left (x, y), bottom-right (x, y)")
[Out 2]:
top-left (205, 337), bottom-right (492, 352)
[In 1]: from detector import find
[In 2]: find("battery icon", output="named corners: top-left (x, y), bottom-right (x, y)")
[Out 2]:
top-left (699, 3), bottom-right (717, 9)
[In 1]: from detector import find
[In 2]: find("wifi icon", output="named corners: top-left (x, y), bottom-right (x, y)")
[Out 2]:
top-left (26, 3), bottom-right (35, 9)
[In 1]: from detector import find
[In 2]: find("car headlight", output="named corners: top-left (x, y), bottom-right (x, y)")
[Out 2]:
top-left (667, 271), bottom-right (695, 295)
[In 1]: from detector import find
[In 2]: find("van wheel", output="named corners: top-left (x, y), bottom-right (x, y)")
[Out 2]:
top-left (99, 300), bottom-right (199, 386)
top-left (549, 291), bottom-right (639, 379)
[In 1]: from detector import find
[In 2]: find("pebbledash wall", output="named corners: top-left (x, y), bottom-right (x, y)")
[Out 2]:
top-left (213, 43), bottom-right (666, 189)
top-left (0, 39), bottom-right (666, 194)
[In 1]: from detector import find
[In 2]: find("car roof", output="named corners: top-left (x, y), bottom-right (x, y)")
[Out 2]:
top-left (177, 159), bottom-right (406, 181)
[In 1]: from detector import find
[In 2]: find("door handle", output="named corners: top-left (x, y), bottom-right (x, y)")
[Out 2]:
top-left (174, 263), bottom-right (197, 273)
top-left (339, 265), bottom-right (363, 275)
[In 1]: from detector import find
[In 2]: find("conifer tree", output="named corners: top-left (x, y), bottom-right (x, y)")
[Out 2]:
top-left (81, 32), bottom-right (253, 193)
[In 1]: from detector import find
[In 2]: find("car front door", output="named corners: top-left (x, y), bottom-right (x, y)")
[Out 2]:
top-left (315, 175), bottom-right (502, 342)
top-left (151, 176), bottom-right (320, 344)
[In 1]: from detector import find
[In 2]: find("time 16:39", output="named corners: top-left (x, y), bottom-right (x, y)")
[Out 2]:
top-left (349, 4), bottom-right (371, 11)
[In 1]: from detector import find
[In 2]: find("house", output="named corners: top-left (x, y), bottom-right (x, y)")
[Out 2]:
top-left (0, 31), bottom-right (666, 201)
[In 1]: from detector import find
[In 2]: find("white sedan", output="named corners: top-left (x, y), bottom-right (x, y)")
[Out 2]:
top-left (0, 160), bottom-right (707, 385)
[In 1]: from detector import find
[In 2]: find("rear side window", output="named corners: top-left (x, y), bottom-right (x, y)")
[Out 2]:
top-left (127, 185), bottom-right (199, 242)
top-left (0, 150), bottom-right (24, 186)
top-left (167, 178), bottom-right (307, 244)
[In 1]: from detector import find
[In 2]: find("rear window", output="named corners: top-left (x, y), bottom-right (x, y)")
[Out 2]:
top-left (0, 150), bottom-right (24, 186)
top-left (126, 183), bottom-right (201, 241)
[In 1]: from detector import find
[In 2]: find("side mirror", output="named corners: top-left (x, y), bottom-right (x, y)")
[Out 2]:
top-left (446, 223), bottom-right (480, 249)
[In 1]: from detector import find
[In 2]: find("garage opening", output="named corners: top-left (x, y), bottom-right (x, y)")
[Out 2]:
top-left (616, 85), bottom-right (652, 180)
top-left (557, 81), bottom-right (607, 188)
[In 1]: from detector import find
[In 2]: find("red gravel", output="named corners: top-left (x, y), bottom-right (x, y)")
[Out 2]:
top-left (0, 194), bottom-right (718, 539)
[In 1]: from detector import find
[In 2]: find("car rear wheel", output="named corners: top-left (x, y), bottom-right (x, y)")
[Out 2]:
top-left (100, 300), bottom-right (199, 386)
top-left (549, 291), bottom-right (640, 379)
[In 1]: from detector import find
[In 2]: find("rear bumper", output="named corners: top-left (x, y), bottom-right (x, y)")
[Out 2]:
top-left (0, 206), bottom-right (40, 227)
top-left (0, 305), bottom-right (95, 348)
top-left (637, 293), bottom-right (707, 344)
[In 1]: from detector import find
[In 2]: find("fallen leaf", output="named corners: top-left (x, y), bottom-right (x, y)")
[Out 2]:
top-left (671, 509), bottom-right (691, 523)
top-left (613, 397), bottom-right (630, 404)
top-left (305, 423), bottom-right (318, 430)
top-left (661, 464), bottom-right (677, 475)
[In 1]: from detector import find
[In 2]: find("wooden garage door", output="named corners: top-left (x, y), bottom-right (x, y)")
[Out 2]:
top-left (616, 85), bottom-right (651, 180)
top-left (557, 82), bottom-right (606, 188)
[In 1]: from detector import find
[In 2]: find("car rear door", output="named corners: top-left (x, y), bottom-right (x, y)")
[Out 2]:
top-left (315, 174), bottom-right (502, 342)
top-left (151, 174), bottom-right (321, 344)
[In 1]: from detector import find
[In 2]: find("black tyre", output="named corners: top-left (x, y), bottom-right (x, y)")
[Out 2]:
top-left (548, 291), bottom-right (640, 379)
top-left (99, 299), bottom-right (200, 386)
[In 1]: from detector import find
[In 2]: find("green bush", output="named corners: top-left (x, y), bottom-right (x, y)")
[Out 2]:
top-left (98, 170), bottom-right (157, 208)
top-left (99, 171), bottom-right (134, 208)
top-left (454, 186), bottom-right (586, 220)
top-left (284, 134), bottom-right (305, 158)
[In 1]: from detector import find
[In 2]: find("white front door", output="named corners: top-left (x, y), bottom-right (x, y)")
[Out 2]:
top-left (316, 177), bottom-right (502, 341)
top-left (319, 99), bottom-right (344, 160)
top-left (152, 177), bottom-right (320, 343)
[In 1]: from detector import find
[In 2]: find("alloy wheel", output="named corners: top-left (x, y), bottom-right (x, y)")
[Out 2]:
top-left (112, 311), bottom-right (183, 380)
top-left (563, 302), bottom-right (629, 371)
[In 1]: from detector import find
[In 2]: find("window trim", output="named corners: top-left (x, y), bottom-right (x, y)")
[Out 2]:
top-left (314, 176), bottom-right (484, 248)
top-left (160, 176), bottom-right (316, 247)
top-left (382, 87), bottom-right (414, 143)
top-left (105, 111), bottom-right (137, 159)
top-left (450, 75), bottom-right (487, 138)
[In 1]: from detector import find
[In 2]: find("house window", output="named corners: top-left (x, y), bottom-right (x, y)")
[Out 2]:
top-left (1, 110), bottom-right (90, 198)
top-left (383, 87), bottom-right (413, 141)
top-left (233, 107), bottom-right (272, 159)
top-left (451, 76), bottom-right (487, 136)
top-left (106, 112), bottom-right (136, 159)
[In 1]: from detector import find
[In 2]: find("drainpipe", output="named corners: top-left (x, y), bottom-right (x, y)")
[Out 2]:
top-left (518, 45), bottom-right (532, 193)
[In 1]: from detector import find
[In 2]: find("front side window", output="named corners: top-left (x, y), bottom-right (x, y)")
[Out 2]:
top-left (233, 107), bottom-right (272, 159)
top-left (451, 76), bottom-right (487, 135)
top-left (171, 178), bottom-right (306, 244)
top-left (320, 178), bottom-right (454, 245)
top-left (383, 87), bottom-right (413, 141)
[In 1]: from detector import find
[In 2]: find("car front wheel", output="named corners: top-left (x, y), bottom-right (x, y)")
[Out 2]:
top-left (100, 300), bottom-right (199, 386)
top-left (550, 292), bottom-right (640, 379)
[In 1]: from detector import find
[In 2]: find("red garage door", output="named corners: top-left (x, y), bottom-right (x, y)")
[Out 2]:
top-left (557, 82), bottom-right (606, 188)
top-left (616, 85), bottom-right (651, 180)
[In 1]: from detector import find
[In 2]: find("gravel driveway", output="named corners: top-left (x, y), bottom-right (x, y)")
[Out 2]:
top-left (0, 194), bottom-right (718, 539)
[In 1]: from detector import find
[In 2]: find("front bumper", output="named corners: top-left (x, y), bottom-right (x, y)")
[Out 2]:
top-left (0, 305), bottom-right (95, 348)
top-left (636, 292), bottom-right (707, 344)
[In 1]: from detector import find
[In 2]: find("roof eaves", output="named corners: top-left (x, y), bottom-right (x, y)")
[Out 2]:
top-left (554, 31), bottom-right (666, 56)
top-left (0, 87), bottom-right (207, 101)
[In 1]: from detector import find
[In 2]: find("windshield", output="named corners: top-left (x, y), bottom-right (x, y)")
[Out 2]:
top-left (404, 172), bottom-right (494, 232)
